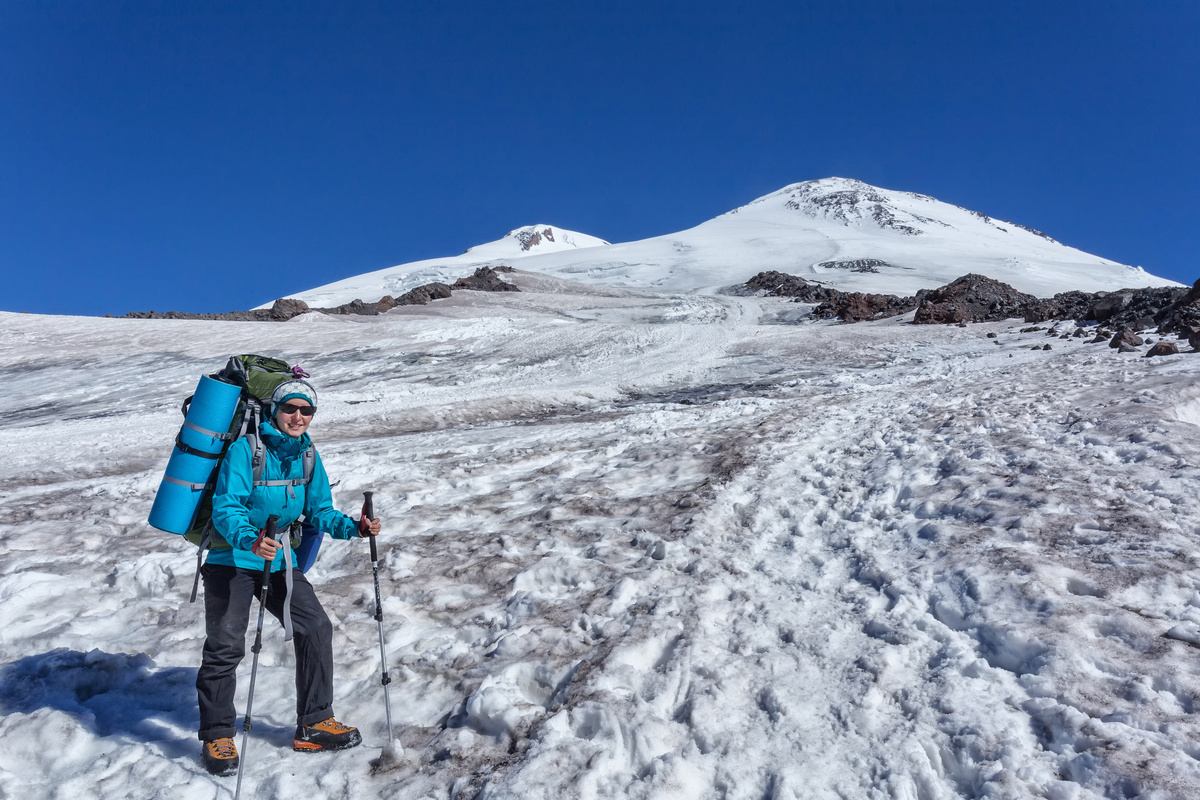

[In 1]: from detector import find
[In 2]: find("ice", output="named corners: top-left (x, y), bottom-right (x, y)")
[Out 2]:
top-left (2, 269), bottom-right (1200, 798)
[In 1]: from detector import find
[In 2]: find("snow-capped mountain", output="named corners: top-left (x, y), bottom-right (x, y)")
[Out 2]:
top-left (283, 225), bottom-right (609, 309)
top-left (280, 178), bottom-right (1177, 308)
top-left (463, 225), bottom-right (609, 259)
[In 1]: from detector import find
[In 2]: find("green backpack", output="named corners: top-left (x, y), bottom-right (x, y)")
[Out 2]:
top-left (180, 355), bottom-right (316, 601)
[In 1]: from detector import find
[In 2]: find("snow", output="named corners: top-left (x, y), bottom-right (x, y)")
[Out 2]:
top-left (3, 265), bottom-right (1200, 799)
top-left (280, 179), bottom-right (1181, 310)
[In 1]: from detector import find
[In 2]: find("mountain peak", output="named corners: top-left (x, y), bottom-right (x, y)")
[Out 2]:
top-left (463, 225), bottom-right (610, 259)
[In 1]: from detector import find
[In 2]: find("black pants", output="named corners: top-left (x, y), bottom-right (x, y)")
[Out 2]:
top-left (196, 564), bottom-right (335, 741)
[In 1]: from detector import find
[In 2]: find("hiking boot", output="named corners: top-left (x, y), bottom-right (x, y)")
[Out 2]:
top-left (293, 717), bottom-right (362, 752)
top-left (201, 737), bottom-right (239, 776)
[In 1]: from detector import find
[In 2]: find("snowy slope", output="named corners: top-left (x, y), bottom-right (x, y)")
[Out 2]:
top-left (3, 274), bottom-right (1200, 799)
top-left (288, 224), bottom-right (609, 309)
top-left (282, 179), bottom-right (1177, 308)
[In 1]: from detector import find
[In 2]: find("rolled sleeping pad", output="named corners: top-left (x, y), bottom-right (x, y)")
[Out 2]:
top-left (294, 521), bottom-right (325, 573)
top-left (148, 374), bottom-right (243, 533)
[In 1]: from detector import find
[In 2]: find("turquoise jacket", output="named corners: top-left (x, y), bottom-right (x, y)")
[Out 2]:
top-left (208, 420), bottom-right (359, 571)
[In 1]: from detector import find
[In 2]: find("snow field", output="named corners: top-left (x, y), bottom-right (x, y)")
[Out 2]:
top-left (1, 279), bottom-right (1200, 799)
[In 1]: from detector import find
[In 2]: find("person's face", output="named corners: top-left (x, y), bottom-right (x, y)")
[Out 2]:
top-left (274, 398), bottom-right (313, 438)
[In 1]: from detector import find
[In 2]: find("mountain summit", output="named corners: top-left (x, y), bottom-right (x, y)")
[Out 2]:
top-left (463, 225), bottom-right (609, 259)
top-left (281, 179), bottom-right (1176, 308)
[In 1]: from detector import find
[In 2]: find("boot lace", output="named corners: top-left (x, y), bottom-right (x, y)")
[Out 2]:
top-left (208, 738), bottom-right (237, 758)
top-left (316, 718), bottom-right (352, 732)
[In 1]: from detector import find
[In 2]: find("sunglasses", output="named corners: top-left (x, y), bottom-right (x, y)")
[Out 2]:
top-left (278, 402), bottom-right (316, 417)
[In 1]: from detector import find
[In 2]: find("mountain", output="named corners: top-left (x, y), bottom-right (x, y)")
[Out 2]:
top-left (462, 225), bottom-right (609, 259)
top-left (284, 225), bottom-right (609, 309)
top-left (279, 178), bottom-right (1177, 308)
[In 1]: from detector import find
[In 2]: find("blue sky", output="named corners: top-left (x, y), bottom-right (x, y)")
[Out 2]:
top-left (2, 1), bottom-right (1197, 316)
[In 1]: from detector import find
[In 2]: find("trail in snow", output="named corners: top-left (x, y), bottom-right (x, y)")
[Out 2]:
top-left (1, 277), bottom-right (1199, 800)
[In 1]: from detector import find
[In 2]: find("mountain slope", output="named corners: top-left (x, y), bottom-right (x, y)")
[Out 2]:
top-left (281, 178), bottom-right (1177, 308)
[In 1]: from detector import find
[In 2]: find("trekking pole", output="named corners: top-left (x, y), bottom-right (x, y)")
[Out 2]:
top-left (362, 491), bottom-right (394, 742)
top-left (234, 514), bottom-right (279, 800)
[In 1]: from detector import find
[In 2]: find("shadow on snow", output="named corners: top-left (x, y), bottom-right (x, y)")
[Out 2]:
top-left (0, 648), bottom-right (200, 759)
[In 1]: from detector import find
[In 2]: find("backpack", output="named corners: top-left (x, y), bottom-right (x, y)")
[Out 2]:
top-left (152, 355), bottom-right (320, 601)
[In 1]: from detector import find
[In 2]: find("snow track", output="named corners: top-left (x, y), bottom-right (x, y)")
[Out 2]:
top-left (1, 284), bottom-right (1200, 800)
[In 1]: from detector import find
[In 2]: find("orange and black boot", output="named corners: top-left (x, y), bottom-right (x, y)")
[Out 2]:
top-left (293, 718), bottom-right (362, 752)
top-left (201, 737), bottom-right (239, 776)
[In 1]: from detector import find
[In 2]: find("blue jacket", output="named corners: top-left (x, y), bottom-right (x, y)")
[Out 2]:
top-left (208, 420), bottom-right (359, 571)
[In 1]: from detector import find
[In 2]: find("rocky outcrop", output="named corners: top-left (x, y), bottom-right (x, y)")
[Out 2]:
top-left (744, 270), bottom-right (1199, 335)
top-left (123, 267), bottom-right (514, 321)
top-left (744, 271), bottom-right (842, 303)
top-left (744, 270), bottom-right (917, 322)
top-left (1022, 291), bottom-right (1096, 323)
top-left (452, 266), bottom-right (520, 292)
top-left (121, 297), bottom-right (309, 322)
top-left (816, 258), bottom-right (894, 274)
top-left (913, 274), bottom-right (1037, 324)
top-left (1099, 287), bottom-right (1189, 331)
top-left (811, 292), bottom-right (920, 323)
top-left (1150, 279), bottom-right (1200, 335)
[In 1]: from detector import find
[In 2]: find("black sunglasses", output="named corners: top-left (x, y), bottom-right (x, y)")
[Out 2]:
top-left (278, 402), bottom-right (316, 417)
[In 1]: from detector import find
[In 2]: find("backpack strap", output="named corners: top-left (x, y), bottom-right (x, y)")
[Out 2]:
top-left (250, 440), bottom-right (316, 498)
top-left (181, 420), bottom-right (238, 441)
top-left (173, 432), bottom-right (224, 460)
top-left (162, 475), bottom-right (216, 491)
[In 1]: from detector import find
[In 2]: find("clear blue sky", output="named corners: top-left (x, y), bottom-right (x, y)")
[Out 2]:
top-left (2, 1), bottom-right (1197, 316)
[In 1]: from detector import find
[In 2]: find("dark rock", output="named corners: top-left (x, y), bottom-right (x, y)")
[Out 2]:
top-left (1190, 328), bottom-right (1200, 351)
top-left (815, 258), bottom-right (893, 273)
top-left (1151, 279), bottom-right (1200, 335)
top-left (1110, 330), bottom-right (1144, 349)
top-left (1042, 344), bottom-right (1052, 351)
top-left (913, 274), bottom-right (1036, 324)
top-left (986, 332), bottom-right (998, 339)
top-left (376, 295), bottom-right (396, 312)
top-left (325, 298), bottom-right (379, 316)
top-left (393, 282), bottom-right (453, 306)
top-left (811, 292), bottom-right (919, 323)
top-left (744, 271), bottom-right (842, 303)
top-left (1089, 292), bottom-right (1133, 322)
top-left (1118, 341), bottom-right (1139, 353)
top-left (451, 267), bottom-right (521, 292)
top-left (1102, 286), bottom-right (1189, 332)
top-left (270, 298), bottom-right (310, 319)
top-left (1090, 333), bottom-right (1108, 343)
top-left (1023, 291), bottom-right (1096, 323)
top-left (1145, 342), bottom-right (1180, 358)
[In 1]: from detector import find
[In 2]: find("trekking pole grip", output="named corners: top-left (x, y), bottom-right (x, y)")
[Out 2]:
top-left (259, 515), bottom-right (279, 584)
top-left (362, 491), bottom-right (377, 561)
